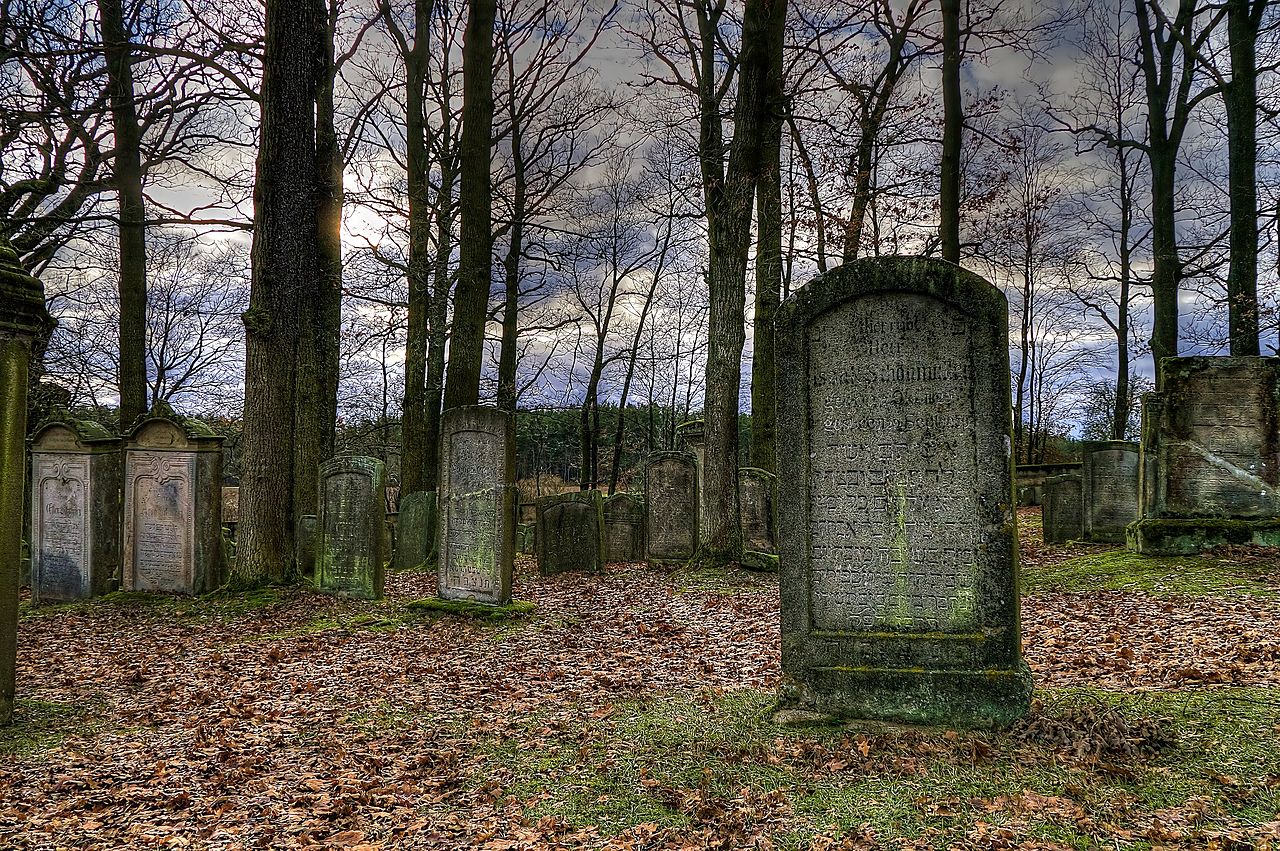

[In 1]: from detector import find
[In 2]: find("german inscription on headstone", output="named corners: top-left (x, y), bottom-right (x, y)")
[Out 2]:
top-left (122, 408), bottom-right (224, 594)
top-left (645, 452), bottom-right (698, 563)
top-left (536, 490), bottom-right (605, 575)
top-left (775, 256), bottom-right (1031, 727)
top-left (1042, 473), bottom-right (1083, 544)
top-left (316, 455), bottom-right (386, 599)
top-left (30, 418), bottom-right (121, 603)
top-left (604, 493), bottom-right (645, 563)
top-left (1081, 441), bottom-right (1139, 543)
top-left (438, 406), bottom-right (516, 605)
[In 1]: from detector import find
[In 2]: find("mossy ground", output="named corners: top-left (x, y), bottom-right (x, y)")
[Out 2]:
top-left (481, 686), bottom-right (1280, 847)
top-left (1023, 548), bottom-right (1280, 596)
top-left (406, 596), bottom-right (536, 621)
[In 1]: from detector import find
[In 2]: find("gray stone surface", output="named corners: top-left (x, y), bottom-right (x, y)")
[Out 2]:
top-left (738, 467), bottom-right (777, 555)
top-left (316, 455), bottom-right (386, 599)
top-left (645, 452), bottom-right (698, 563)
top-left (517, 522), bottom-right (535, 555)
top-left (438, 406), bottom-right (516, 605)
top-left (1042, 473), bottom-right (1083, 544)
top-left (675, 420), bottom-right (707, 543)
top-left (222, 486), bottom-right (239, 532)
top-left (535, 490), bottom-right (605, 575)
top-left (774, 256), bottom-right (1030, 728)
top-left (1081, 441), bottom-right (1139, 543)
top-left (393, 490), bottom-right (437, 570)
top-left (296, 515), bottom-right (317, 575)
top-left (29, 418), bottom-right (121, 603)
top-left (122, 411), bottom-right (223, 595)
top-left (604, 493), bottom-right (645, 563)
top-left (1131, 357), bottom-right (1280, 554)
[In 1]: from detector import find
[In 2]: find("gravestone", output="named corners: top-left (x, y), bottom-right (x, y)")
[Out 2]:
top-left (535, 490), bottom-right (605, 575)
top-left (517, 522), bottom-right (535, 555)
top-left (739, 467), bottom-right (777, 567)
top-left (1131, 357), bottom-right (1280, 554)
top-left (29, 417), bottom-right (121, 603)
top-left (122, 407), bottom-right (224, 595)
top-left (1042, 473), bottom-right (1083, 545)
top-left (774, 256), bottom-right (1031, 728)
top-left (604, 493), bottom-right (645, 563)
top-left (393, 490), bottom-right (437, 570)
top-left (1081, 441), bottom-right (1139, 543)
top-left (316, 455), bottom-right (386, 599)
top-left (296, 514), bottom-right (317, 575)
top-left (645, 452), bottom-right (698, 564)
top-left (675, 420), bottom-right (707, 543)
top-left (438, 406), bottom-right (516, 605)
top-left (221, 486), bottom-right (240, 537)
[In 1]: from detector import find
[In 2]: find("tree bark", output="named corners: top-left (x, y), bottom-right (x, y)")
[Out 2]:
top-left (235, 0), bottom-right (323, 587)
top-left (701, 0), bottom-right (782, 562)
top-left (1225, 0), bottom-right (1260, 355)
top-left (749, 0), bottom-right (785, 474)
top-left (443, 0), bottom-right (496, 410)
top-left (939, 0), bottom-right (962, 263)
top-left (401, 0), bottom-right (436, 493)
top-left (497, 121), bottom-right (526, 413)
top-left (98, 0), bottom-right (148, 428)
top-left (295, 0), bottom-right (342, 536)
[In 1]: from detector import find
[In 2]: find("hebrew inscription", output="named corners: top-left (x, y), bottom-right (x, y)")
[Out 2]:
top-left (806, 292), bottom-right (979, 633)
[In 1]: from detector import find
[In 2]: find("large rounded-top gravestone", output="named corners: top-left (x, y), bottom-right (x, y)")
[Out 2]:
top-left (774, 256), bottom-right (1031, 728)
top-left (535, 490), bottom-right (605, 575)
top-left (315, 455), bottom-right (386, 600)
top-left (1081, 441), bottom-right (1139, 544)
top-left (645, 452), bottom-right (698, 564)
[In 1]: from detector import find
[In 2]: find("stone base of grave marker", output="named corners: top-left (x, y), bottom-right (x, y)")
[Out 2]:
top-left (536, 490), bottom-right (605, 575)
top-left (1042, 473), bottom-right (1083, 544)
top-left (1129, 517), bottom-right (1280, 555)
top-left (393, 491), bottom-right (437, 570)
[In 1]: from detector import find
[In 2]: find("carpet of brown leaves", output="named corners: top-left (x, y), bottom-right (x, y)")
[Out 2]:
top-left (3, 540), bottom-right (1280, 849)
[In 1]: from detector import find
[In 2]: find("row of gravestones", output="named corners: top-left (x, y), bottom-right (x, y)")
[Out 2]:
top-left (29, 407), bottom-right (226, 604)
top-left (1040, 357), bottom-right (1280, 556)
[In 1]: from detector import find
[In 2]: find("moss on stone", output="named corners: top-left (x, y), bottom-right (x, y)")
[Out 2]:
top-left (1023, 547), bottom-right (1277, 596)
top-left (406, 596), bottom-right (535, 621)
top-left (1129, 517), bottom-right (1280, 556)
top-left (740, 550), bottom-right (779, 572)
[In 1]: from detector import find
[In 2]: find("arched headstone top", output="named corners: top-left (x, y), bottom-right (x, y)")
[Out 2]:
top-left (125, 403), bottom-right (223, 449)
top-left (31, 417), bottom-right (119, 452)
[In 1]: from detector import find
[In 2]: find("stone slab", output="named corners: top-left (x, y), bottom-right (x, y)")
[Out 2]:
top-left (604, 493), bottom-right (645, 563)
top-left (1042, 473), bottom-right (1083, 545)
top-left (739, 467), bottom-right (777, 557)
top-left (316, 455), bottom-right (387, 599)
top-left (645, 452), bottom-right (698, 563)
top-left (1082, 441), bottom-right (1139, 544)
top-left (393, 491), bottom-right (437, 570)
top-left (535, 490), bottom-right (605, 575)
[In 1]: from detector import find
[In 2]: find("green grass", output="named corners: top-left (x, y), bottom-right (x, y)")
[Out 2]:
top-left (0, 698), bottom-right (106, 758)
top-left (476, 687), bottom-right (1280, 848)
top-left (1023, 548), bottom-right (1280, 596)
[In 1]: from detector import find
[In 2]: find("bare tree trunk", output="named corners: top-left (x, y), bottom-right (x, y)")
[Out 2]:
top-left (443, 0), bottom-right (496, 409)
top-left (1225, 0), bottom-right (1260, 355)
top-left (701, 0), bottom-right (783, 563)
top-left (497, 125), bottom-right (525, 412)
top-left (98, 0), bottom-right (148, 428)
top-left (939, 0), bottom-right (962, 263)
top-left (1112, 158), bottom-right (1135, 440)
top-left (750, 0), bottom-right (784, 475)
top-left (295, 0), bottom-right (342, 534)
top-left (400, 0), bottom-right (436, 493)
top-left (235, 0), bottom-right (323, 588)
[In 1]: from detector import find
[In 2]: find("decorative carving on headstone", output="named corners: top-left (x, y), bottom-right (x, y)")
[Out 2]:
top-left (122, 406), bottom-right (224, 595)
top-left (774, 256), bottom-right (1031, 727)
top-left (438, 406), bottom-right (516, 605)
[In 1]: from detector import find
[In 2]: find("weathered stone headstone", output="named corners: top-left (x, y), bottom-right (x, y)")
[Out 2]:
top-left (675, 420), bottom-right (707, 543)
top-left (1131, 356), bottom-right (1280, 554)
top-left (645, 452), bottom-right (698, 564)
top-left (221, 486), bottom-right (240, 537)
top-left (296, 514), bottom-right (317, 575)
top-left (1042, 473), bottom-right (1083, 545)
top-left (535, 490), bottom-right (605, 575)
top-left (739, 467), bottom-right (777, 564)
top-left (315, 455), bottom-right (386, 599)
top-left (774, 256), bottom-right (1031, 727)
top-left (29, 417), bottom-right (121, 603)
top-left (516, 522), bottom-right (535, 555)
top-left (122, 407), bottom-right (224, 595)
top-left (1081, 441), bottom-right (1139, 543)
top-left (393, 490), bottom-right (437, 570)
top-left (604, 493), bottom-right (645, 563)
top-left (438, 406), bottom-right (516, 605)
